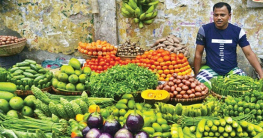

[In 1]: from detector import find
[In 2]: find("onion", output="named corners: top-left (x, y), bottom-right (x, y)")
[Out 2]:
top-left (184, 81), bottom-right (191, 86)
top-left (184, 75), bottom-right (190, 80)
top-left (189, 78), bottom-right (195, 82)
top-left (180, 91), bottom-right (186, 95)
top-left (176, 94), bottom-right (183, 99)
top-left (187, 90), bottom-right (193, 94)
top-left (177, 75), bottom-right (183, 80)
top-left (170, 93), bottom-right (174, 98)
top-left (173, 91), bottom-right (178, 95)
top-left (191, 88), bottom-right (195, 93)
top-left (169, 76), bottom-right (175, 81)
top-left (163, 85), bottom-right (171, 92)
top-left (173, 73), bottom-right (178, 78)
top-left (195, 92), bottom-right (202, 97)
top-left (170, 86), bottom-right (176, 92)
top-left (189, 94), bottom-right (195, 98)
top-left (195, 86), bottom-right (201, 92)
top-left (190, 83), bottom-right (196, 88)
top-left (178, 83), bottom-right (184, 88)
top-left (182, 85), bottom-right (189, 91)
top-left (201, 91), bottom-right (207, 96)
top-left (182, 79), bottom-right (186, 83)
top-left (158, 84), bottom-right (164, 89)
top-left (173, 79), bottom-right (177, 84)
top-left (176, 87), bottom-right (182, 92)
top-left (183, 94), bottom-right (189, 99)
top-left (175, 79), bottom-right (181, 84)
top-left (168, 81), bottom-right (174, 86)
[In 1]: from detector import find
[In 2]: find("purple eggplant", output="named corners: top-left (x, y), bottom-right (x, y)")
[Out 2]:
top-left (82, 126), bottom-right (91, 138)
top-left (125, 109), bottom-right (144, 133)
top-left (85, 128), bottom-right (101, 138)
top-left (99, 133), bottom-right (113, 138)
top-left (134, 131), bottom-right (149, 138)
top-left (114, 128), bottom-right (133, 138)
top-left (101, 115), bottom-right (121, 137)
top-left (87, 110), bottom-right (104, 129)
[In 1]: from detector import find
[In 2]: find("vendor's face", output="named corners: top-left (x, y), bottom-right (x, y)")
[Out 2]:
top-left (213, 6), bottom-right (231, 30)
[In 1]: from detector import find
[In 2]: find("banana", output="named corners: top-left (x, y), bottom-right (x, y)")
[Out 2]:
top-left (135, 7), bottom-right (141, 17)
top-left (124, 3), bottom-right (135, 16)
top-left (143, 19), bottom-right (154, 25)
top-left (121, 7), bottom-right (132, 17)
top-left (134, 18), bottom-right (139, 23)
top-left (145, 12), bottom-right (154, 20)
top-left (148, 0), bottom-right (159, 6)
top-left (139, 13), bottom-right (146, 20)
top-left (128, 0), bottom-right (138, 10)
top-left (146, 5), bottom-right (156, 13)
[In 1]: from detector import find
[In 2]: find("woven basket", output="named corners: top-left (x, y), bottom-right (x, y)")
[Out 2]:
top-left (51, 86), bottom-right (86, 95)
top-left (15, 87), bottom-right (51, 96)
top-left (169, 93), bottom-right (209, 103)
top-left (0, 39), bottom-right (27, 56)
top-left (118, 56), bottom-right (137, 60)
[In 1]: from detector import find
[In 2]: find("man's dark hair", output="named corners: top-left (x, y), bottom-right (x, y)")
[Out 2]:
top-left (213, 2), bottom-right (231, 14)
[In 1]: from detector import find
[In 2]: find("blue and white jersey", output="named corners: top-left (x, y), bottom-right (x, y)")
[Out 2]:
top-left (196, 22), bottom-right (249, 75)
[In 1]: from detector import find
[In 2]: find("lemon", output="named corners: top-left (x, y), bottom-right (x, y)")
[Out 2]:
top-left (75, 70), bottom-right (82, 76)
top-left (79, 74), bottom-right (87, 83)
top-left (76, 83), bottom-right (85, 91)
top-left (21, 106), bottom-right (33, 117)
top-left (0, 99), bottom-right (9, 113)
top-left (69, 58), bottom-right (81, 70)
top-left (9, 97), bottom-right (24, 110)
top-left (57, 82), bottom-right (67, 89)
top-left (24, 95), bottom-right (36, 108)
top-left (6, 110), bottom-right (19, 118)
top-left (58, 73), bottom-right (69, 82)
top-left (68, 74), bottom-right (79, 84)
top-left (66, 83), bottom-right (76, 91)
top-left (83, 67), bottom-right (91, 75)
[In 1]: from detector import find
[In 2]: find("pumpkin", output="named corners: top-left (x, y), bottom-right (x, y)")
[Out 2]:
top-left (141, 89), bottom-right (170, 102)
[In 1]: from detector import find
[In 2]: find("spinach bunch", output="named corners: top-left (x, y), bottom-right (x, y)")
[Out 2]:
top-left (87, 63), bottom-right (158, 98)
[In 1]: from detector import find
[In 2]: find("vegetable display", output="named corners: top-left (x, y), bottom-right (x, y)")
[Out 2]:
top-left (87, 63), bottom-right (158, 98)
top-left (151, 34), bottom-right (189, 57)
top-left (156, 74), bottom-right (209, 100)
top-left (131, 49), bottom-right (192, 81)
top-left (211, 74), bottom-right (263, 97)
top-left (78, 40), bottom-right (117, 56)
top-left (0, 35), bottom-right (26, 45)
top-left (117, 39), bottom-right (145, 57)
top-left (7, 59), bottom-right (53, 90)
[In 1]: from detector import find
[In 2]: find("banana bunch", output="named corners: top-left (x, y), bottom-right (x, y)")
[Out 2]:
top-left (121, 0), bottom-right (159, 28)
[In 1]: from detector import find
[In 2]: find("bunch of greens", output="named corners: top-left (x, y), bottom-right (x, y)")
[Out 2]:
top-left (87, 63), bottom-right (158, 98)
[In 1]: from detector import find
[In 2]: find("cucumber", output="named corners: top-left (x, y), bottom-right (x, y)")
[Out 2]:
top-left (0, 91), bottom-right (15, 101)
top-left (9, 67), bottom-right (20, 73)
top-left (30, 64), bottom-right (38, 71)
top-left (25, 69), bottom-right (38, 74)
top-left (19, 67), bottom-right (31, 70)
top-left (23, 72), bottom-right (35, 78)
top-left (0, 82), bottom-right (17, 92)
top-left (12, 69), bottom-right (23, 76)
top-left (38, 69), bottom-right (47, 74)
top-left (24, 59), bottom-right (37, 64)
top-left (16, 61), bottom-right (30, 67)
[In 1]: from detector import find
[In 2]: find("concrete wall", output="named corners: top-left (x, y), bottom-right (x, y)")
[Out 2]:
top-left (0, 0), bottom-right (263, 76)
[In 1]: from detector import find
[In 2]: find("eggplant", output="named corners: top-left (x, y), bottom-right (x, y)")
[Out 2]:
top-left (82, 126), bottom-right (91, 138)
top-left (86, 128), bottom-right (101, 138)
top-left (114, 128), bottom-right (133, 138)
top-left (101, 115), bottom-right (121, 137)
top-left (134, 131), bottom-right (149, 138)
top-left (87, 110), bottom-right (103, 129)
top-left (99, 133), bottom-right (113, 138)
top-left (125, 108), bottom-right (144, 133)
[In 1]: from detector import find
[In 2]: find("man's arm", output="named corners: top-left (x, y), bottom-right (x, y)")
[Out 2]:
top-left (194, 44), bottom-right (205, 78)
top-left (242, 45), bottom-right (263, 79)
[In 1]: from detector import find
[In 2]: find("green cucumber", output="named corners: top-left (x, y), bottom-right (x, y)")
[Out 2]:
top-left (16, 61), bottom-right (30, 67)
top-left (24, 59), bottom-right (37, 64)
top-left (0, 82), bottom-right (17, 93)
top-left (25, 69), bottom-right (38, 74)
top-left (23, 72), bottom-right (35, 78)
top-left (30, 64), bottom-right (38, 71)
top-left (9, 67), bottom-right (20, 73)
top-left (0, 91), bottom-right (15, 101)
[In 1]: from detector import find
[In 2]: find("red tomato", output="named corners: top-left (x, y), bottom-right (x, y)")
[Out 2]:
top-left (103, 66), bottom-right (108, 70)
top-left (97, 66), bottom-right (103, 71)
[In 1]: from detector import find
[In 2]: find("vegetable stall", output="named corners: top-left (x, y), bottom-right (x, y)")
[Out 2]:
top-left (0, 1), bottom-right (263, 138)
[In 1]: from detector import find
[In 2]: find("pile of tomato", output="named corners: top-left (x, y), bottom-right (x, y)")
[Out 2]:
top-left (131, 49), bottom-right (192, 81)
top-left (83, 54), bottom-right (131, 73)
top-left (78, 40), bottom-right (117, 56)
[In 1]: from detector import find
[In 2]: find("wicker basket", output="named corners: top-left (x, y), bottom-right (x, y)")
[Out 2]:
top-left (211, 91), bottom-right (226, 100)
top-left (0, 39), bottom-right (27, 56)
top-left (118, 56), bottom-right (137, 60)
top-left (51, 86), bottom-right (86, 95)
top-left (15, 87), bottom-right (51, 96)
top-left (169, 93), bottom-right (209, 103)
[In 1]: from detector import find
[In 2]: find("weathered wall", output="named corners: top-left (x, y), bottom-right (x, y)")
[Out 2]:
top-left (0, 0), bottom-right (263, 76)
top-left (117, 0), bottom-right (263, 77)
